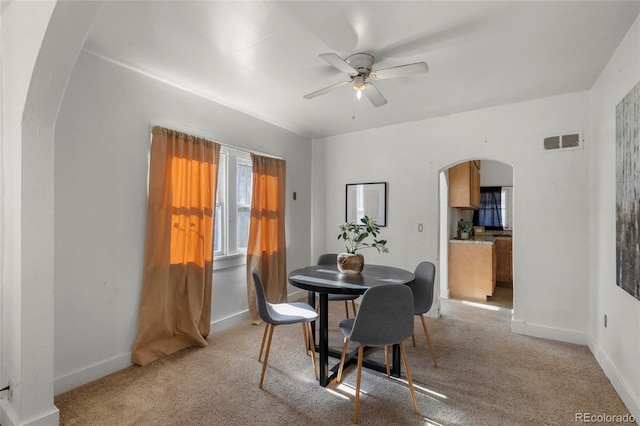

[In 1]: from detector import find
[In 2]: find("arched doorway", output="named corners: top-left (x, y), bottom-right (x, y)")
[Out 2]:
top-left (439, 159), bottom-right (514, 312)
top-left (1, 2), bottom-right (104, 424)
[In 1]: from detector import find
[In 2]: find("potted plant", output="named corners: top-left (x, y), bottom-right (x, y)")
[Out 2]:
top-left (459, 221), bottom-right (474, 239)
top-left (336, 215), bottom-right (388, 274)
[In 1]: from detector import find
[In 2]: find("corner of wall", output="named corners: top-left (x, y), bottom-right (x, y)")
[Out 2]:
top-left (511, 319), bottom-right (588, 345)
top-left (588, 335), bottom-right (640, 420)
top-left (1, 402), bottom-right (59, 426)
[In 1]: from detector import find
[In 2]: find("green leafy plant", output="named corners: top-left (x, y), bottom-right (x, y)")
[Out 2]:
top-left (337, 215), bottom-right (388, 254)
top-left (459, 222), bottom-right (474, 233)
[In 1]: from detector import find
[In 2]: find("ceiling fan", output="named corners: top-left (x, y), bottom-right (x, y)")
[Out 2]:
top-left (303, 52), bottom-right (429, 107)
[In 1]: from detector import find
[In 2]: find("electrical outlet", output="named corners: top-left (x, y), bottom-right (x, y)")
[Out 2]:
top-left (8, 380), bottom-right (13, 403)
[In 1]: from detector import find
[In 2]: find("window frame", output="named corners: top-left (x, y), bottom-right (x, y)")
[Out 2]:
top-left (214, 148), bottom-right (252, 270)
top-left (473, 186), bottom-right (513, 231)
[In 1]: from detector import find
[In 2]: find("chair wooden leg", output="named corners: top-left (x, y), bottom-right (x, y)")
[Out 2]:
top-left (411, 332), bottom-right (416, 347)
top-left (399, 342), bottom-right (419, 414)
top-left (344, 300), bottom-right (350, 318)
top-left (259, 323), bottom-right (268, 361)
top-left (337, 337), bottom-right (349, 383)
top-left (354, 345), bottom-right (364, 424)
top-left (259, 324), bottom-right (275, 388)
top-left (419, 314), bottom-right (438, 368)
top-left (351, 300), bottom-right (357, 317)
top-left (384, 346), bottom-right (391, 378)
top-left (307, 322), bottom-right (318, 380)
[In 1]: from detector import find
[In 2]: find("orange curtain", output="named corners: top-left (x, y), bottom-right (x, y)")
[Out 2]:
top-left (132, 126), bottom-right (220, 366)
top-left (246, 154), bottom-right (287, 323)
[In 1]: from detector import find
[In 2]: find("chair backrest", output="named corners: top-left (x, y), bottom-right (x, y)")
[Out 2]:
top-left (251, 268), bottom-right (274, 324)
top-left (408, 261), bottom-right (436, 315)
top-left (347, 284), bottom-right (414, 346)
top-left (317, 253), bottom-right (338, 266)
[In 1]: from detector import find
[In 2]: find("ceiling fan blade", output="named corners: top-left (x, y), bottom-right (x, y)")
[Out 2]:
top-left (319, 53), bottom-right (358, 74)
top-left (363, 83), bottom-right (388, 107)
top-left (303, 80), bottom-right (351, 99)
top-left (370, 62), bottom-right (429, 80)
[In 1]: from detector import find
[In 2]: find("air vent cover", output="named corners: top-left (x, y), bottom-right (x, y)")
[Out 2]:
top-left (543, 132), bottom-right (583, 151)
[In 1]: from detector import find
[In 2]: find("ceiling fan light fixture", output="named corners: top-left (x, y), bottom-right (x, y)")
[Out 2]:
top-left (353, 76), bottom-right (366, 91)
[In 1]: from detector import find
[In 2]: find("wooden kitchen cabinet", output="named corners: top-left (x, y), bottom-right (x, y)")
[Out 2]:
top-left (495, 238), bottom-right (513, 283)
top-left (448, 240), bottom-right (496, 301)
top-left (448, 160), bottom-right (481, 209)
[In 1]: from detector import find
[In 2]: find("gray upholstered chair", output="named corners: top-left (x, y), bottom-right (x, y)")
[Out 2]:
top-left (336, 284), bottom-right (419, 423)
top-left (317, 253), bottom-right (358, 317)
top-left (251, 269), bottom-right (318, 388)
top-left (407, 261), bottom-right (438, 368)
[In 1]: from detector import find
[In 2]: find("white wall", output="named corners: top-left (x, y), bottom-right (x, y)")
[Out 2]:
top-left (589, 14), bottom-right (640, 419)
top-left (312, 91), bottom-right (591, 345)
top-left (53, 52), bottom-right (312, 394)
top-left (480, 160), bottom-right (513, 186)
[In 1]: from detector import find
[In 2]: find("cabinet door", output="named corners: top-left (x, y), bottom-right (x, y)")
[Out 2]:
top-left (495, 239), bottom-right (513, 282)
top-left (449, 242), bottom-right (496, 301)
top-left (449, 161), bottom-right (481, 209)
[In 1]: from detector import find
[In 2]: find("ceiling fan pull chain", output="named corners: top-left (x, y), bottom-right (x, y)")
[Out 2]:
top-left (352, 91), bottom-right (357, 119)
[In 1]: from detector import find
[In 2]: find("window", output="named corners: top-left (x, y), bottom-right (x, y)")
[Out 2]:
top-left (473, 186), bottom-right (512, 231)
top-left (214, 148), bottom-right (252, 266)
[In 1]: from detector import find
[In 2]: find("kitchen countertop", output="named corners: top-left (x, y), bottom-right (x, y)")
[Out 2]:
top-left (449, 237), bottom-right (495, 245)
top-left (449, 234), bottom-right (512, 245)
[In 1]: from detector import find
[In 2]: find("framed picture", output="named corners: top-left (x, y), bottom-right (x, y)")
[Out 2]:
top-left (345, 182), bottom-right (387, 227)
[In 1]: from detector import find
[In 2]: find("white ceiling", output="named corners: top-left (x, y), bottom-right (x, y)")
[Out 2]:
top-left (84, 1), bottom-right (640, 139)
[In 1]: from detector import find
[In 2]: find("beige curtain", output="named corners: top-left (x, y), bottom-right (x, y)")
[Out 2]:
top-left (246, 154), bottom-right (287, 323)
top-left (132, 126), bottom-right (220, 366)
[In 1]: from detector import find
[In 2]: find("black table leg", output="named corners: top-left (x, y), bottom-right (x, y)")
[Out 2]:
top-left (318, 293), bottom-right (329, 386)
top-left (307, 291), bottom-right (316, 346)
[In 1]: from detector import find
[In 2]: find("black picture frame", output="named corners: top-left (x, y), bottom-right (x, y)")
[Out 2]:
top-left (345, 182), bottom-right (387, 227)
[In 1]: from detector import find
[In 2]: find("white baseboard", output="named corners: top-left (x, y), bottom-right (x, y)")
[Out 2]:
top-left (1, 401), bottom-right (59, 426)
top-left (510, 319), bottom-right (588, 345)
top-left (54, 310), bottom-right (251, 395)
top-left (54, 352), bottom-right (132, 395)
top-left (588, 336), bottom-right (640, 421)
top-left (210, 309), bottom-right (250, 333)
top-left (288, 287), bottom-right (307, 302)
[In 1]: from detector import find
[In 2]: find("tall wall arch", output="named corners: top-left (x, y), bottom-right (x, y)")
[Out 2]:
top-left (1, 2), bottom-right (103, 424)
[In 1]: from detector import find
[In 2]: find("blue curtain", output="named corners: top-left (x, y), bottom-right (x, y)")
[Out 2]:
top-left (474, 187), bottom-right (502, 229)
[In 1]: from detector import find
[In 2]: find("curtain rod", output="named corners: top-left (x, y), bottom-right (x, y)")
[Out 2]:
top-left (219, 143), bottom-right (283, 160)
top-left (151, 125), bottom-right (284, 160)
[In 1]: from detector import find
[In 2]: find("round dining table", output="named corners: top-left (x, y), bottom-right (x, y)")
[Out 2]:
top-left (288, 263), bottom-right (415, 387)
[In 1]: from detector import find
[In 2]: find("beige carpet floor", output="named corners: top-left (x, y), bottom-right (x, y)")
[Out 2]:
top-left (55, 298), bottom-right (632, 425)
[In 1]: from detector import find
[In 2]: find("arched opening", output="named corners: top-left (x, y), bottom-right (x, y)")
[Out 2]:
top-left (439, 159), bottom-right (515, 314)
top-left (1, 2), bottom-right (103, 423)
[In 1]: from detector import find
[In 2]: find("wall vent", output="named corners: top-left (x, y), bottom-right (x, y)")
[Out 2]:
top-left (542, 132), bottom-right (583, 151)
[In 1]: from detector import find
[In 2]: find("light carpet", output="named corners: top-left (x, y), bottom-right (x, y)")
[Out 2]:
top-left (55, 298), bottom-right (632, 425)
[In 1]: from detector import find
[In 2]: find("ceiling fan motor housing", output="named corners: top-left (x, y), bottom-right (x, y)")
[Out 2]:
top-left (345, 53), bottom-right (375, 76)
